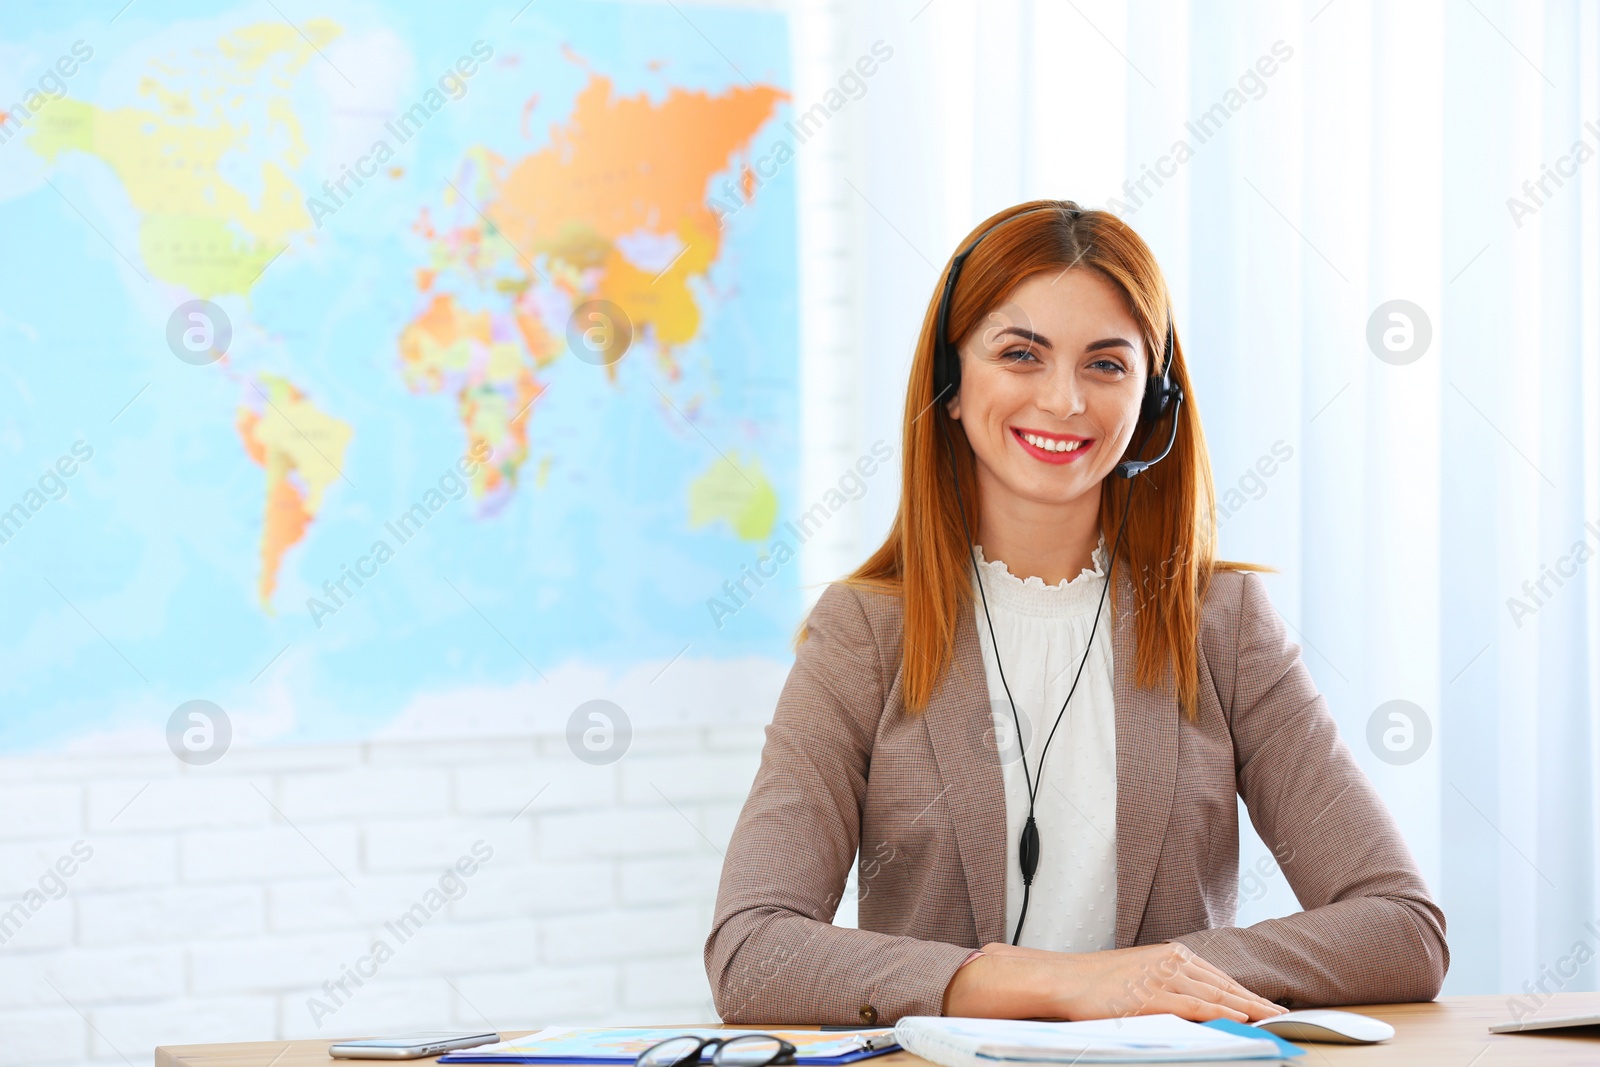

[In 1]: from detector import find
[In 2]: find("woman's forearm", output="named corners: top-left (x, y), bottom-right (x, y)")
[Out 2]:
top-left (941, 942), bottom-right (1287, 1023)
top-left (941, 953), bottom-right (1053, 1017)
top-left (1167, 896), bottom-right (1448, 1007)
top-left (706, 905), bottom-right (975, 1024)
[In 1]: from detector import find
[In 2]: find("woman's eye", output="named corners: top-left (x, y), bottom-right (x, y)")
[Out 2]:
top-left (1091, 359), bottom-right (1126, 373)
top-left (1000, 348), bottom-right (1040, 364)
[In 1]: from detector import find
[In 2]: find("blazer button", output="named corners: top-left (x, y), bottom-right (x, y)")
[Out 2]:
top-left (858, 1005), bottom-right (878, 1026)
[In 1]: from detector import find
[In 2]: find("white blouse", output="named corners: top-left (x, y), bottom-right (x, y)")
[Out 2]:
top-left (971, 532), bottom-right (1118, 953)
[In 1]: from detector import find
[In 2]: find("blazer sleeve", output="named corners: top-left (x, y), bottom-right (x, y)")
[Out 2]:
top-left (704, 582), bottom-right (974, 1024)
top-left (1169, 570), bottom-right (1450, 1006)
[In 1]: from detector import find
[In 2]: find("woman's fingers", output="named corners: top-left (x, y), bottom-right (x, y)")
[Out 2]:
top-left (1119, 945), bottom-right (1280, 1021)
top-left (1170, 948), bottom-right (1283, 1015)
top-left (1153, 993), bottom-right (1248, 1024)
top-left (1181, 961), bottom-right (1279, 1011)
top-left (1168, 973), bottom-right (1280, 1021)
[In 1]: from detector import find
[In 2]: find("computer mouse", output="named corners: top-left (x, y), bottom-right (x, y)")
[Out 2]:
top-left (1252, 1009), bottom-right (1396, 1044)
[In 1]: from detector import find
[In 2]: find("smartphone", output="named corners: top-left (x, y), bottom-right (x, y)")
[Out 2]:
top-left (329, 1032), bottom-right (499, 1059)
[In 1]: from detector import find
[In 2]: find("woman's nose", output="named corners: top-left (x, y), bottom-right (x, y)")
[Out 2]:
top-left (1036, 371), bottom-right (1084, 418)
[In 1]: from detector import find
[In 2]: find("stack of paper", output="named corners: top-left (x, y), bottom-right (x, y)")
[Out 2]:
top-left (894, 1016), bottom-right (1299, 1065)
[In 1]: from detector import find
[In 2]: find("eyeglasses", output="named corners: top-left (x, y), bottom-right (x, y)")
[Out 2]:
top-left (635, 1034), bottom-right (797, 1067)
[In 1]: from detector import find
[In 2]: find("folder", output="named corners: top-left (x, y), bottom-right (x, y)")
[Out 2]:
top-left (438, 1027), bottom-right (898, 1066)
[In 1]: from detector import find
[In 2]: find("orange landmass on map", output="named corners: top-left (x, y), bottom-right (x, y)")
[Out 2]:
top-left (399, 292), bottom-right (491, 392)
top-left (235, 375), bottom-right (351, 609)
top-left (399, 63), bottom-right (785, 505)
top-left (489, 72), bottom-right (784, 256)
top-left (258, 470), bottom-right (312, 604)
top-left (399, 292), bottom-right (543, 499)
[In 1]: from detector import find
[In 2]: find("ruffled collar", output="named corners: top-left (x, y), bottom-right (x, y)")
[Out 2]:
top-left (971, 533), bottom-right (1109, 618)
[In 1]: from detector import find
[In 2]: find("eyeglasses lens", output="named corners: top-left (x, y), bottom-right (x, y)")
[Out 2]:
top-left (714, 1036), bottom-right (786, 1067)
top-left (639, 1037), bottom-right (705, 1067)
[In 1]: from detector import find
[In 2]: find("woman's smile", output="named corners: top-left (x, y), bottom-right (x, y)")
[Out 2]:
top-left (1011, 426), bottom-right (1094, 464)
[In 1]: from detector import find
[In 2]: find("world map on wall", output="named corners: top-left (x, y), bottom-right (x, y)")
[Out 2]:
top-left (0, 2), bottom-right (796, 750)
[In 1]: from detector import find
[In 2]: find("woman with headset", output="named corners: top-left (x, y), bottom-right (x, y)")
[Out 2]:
top-left (704, 201), bottom-right (1447, 1024)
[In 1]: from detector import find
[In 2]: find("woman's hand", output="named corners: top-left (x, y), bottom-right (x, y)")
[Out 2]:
top-left (942, 941), bottom-right (1288, 1023)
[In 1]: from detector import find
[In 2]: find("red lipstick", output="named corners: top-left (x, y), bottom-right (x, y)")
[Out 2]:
top-left (1011, 426), bottom-right (1094, 465)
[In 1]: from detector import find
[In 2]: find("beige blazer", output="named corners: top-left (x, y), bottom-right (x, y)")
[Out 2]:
top-left (704, 567), bottom-right (1449, 1025)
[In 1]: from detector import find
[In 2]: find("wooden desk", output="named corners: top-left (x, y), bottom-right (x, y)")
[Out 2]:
top-left (155, 994), bottom-right (1600, 1067)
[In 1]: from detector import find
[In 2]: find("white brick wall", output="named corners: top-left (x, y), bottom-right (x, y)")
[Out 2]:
top-left (0, 726), bottom-right (765, 1067)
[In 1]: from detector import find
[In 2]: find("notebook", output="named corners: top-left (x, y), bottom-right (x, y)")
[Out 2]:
top-left (438, 1027), bottom-right (898, 1065)
top-left (893, 1015), bottom-right (1303, 1065)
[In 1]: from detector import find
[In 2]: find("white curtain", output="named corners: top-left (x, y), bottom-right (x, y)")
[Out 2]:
top-left (800, 0), bottom-right (1600, 994)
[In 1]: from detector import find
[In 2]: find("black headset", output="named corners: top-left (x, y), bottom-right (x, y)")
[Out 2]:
top-left (931, 201), bottom-right (1185, 944)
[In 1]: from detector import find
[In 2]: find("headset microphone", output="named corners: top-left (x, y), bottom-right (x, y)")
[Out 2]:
top-left (1113, 361), bottom-right (1184, 479)
top-left (932, 203), bottom-right (1185, 945)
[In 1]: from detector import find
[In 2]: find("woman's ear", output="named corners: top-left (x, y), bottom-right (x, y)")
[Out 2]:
top-left (945, 389), bottom-right (961, 421)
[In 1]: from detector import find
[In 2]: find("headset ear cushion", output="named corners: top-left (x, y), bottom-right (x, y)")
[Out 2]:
top-left (1140, 377), bottom-right (1165, 423)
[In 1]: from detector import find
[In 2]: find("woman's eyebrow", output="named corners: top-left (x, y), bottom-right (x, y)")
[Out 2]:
top-left (1086, 338), bottom-right (1136, 352)
top-left (991, 327), bottom-right (1137, 353)
top-left (992, 326), bottom-right (1052, 349)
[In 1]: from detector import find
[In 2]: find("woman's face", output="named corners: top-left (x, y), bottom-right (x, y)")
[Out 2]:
top-left (946, 269), bottom-right (1149, 512)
